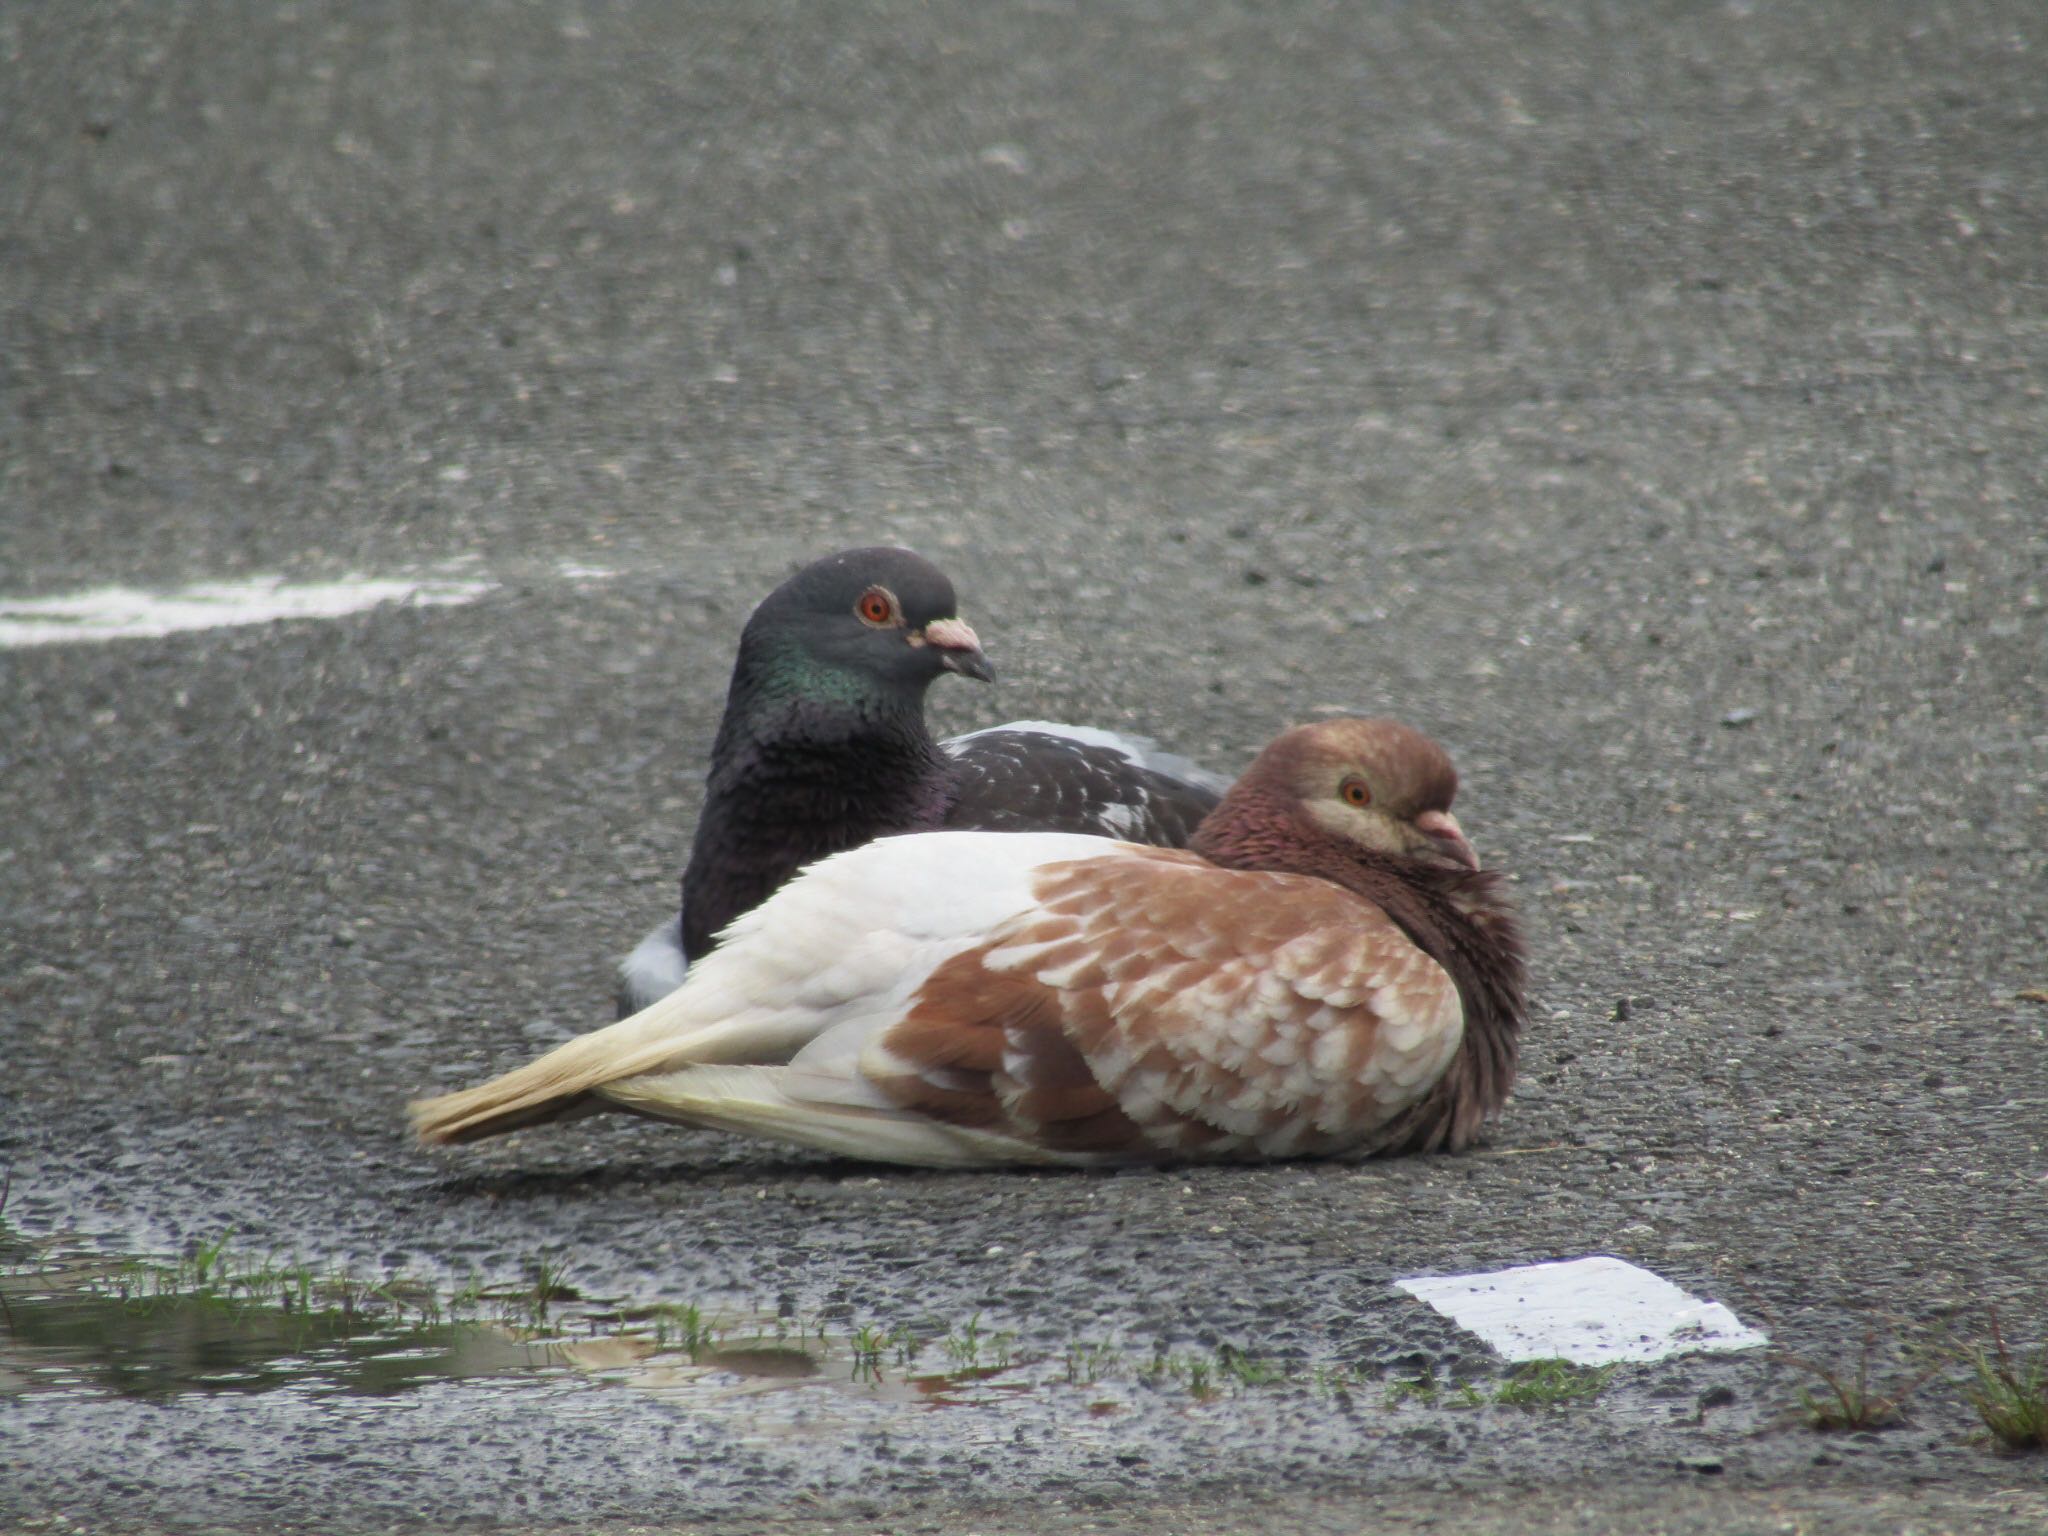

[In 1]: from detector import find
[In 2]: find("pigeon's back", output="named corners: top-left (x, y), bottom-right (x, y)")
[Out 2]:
top-left (941, 722), bottom-right (1227, 847)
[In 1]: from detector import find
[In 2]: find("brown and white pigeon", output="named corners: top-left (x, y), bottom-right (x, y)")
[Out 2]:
top-left (617, 547), bottom-right (1227, 1012)
top-left (417, 717), bottom-right (1525, 1165)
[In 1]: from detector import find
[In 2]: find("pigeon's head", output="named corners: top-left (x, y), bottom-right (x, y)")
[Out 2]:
top-left (743, 546), bottom-right (995, 700)
top-left (1199, 717), bottom-right (1480, 873)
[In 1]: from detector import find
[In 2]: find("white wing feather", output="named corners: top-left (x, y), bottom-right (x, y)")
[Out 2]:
top-left (413, 831), bottom-right (1129, 1143)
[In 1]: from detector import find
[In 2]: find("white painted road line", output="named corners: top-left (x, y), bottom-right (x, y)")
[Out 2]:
top-left (0, 575), bottom-right (496, 649)
top-left (1394, 1255), bottom-right (1769, 1366)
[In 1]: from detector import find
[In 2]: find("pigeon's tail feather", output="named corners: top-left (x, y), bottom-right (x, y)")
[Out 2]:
top-left (410, 987), bottom-right (729, 1145)
top-left (599, 1065), bottom-right (1078, 1168)
top-left (413, 1091), bottom-right (613, 1145)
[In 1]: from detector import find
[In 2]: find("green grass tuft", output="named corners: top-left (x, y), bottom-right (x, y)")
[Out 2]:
top-left (1215, 1343), bottom-right (1286, 1388)
top-left (522, 1254), bottom-right (577, 1324)
top-left (943, 1312), bottom-right (984, 1369)
top-left (649, 1302), bottom-right (720, 1356)
top-left (1383, 1365), bottom-right (1440, 1407)
top-left (1493, 1358), bottom-right (1615, 1407)
top-left (1063, 1340), bottom-right (1121, 1386)
top-left (1963, 1312), bottom-right (2048, 1452)
top-left (1782, 1328), bottom-right (1931, 1431)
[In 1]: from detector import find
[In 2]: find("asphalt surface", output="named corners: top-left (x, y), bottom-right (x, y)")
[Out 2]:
top-left (4, 1), bottom-right (2047, 1531)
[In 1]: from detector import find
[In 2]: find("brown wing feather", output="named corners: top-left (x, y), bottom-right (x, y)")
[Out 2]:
top-left (867, 954), bottom-right (1143, 1147)
top-left (870, 847), bottom-right (1463, 1162)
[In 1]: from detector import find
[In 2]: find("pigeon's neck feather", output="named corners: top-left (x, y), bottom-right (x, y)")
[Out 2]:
top-left (729, 631), bottom-right (909, 717)
top-left (1190, 791), bottom-right (1526, 1153)
top-left (681, 693), bottom-right (955, 962)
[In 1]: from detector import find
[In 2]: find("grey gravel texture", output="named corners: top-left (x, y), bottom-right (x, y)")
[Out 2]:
top-left (3, 2), bottom-right (2046, 1532)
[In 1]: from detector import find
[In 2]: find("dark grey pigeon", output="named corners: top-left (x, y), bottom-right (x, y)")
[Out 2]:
top-left (617, 547), bottom-right (1229, 1013)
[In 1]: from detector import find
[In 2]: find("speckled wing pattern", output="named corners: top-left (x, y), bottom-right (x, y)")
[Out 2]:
top-left (941, 724), bottom-right (1226, 847)
top-left (864, 845), bottom-right (1465, 1162)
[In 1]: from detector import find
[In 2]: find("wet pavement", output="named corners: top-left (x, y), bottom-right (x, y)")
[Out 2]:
top-left (5, 2), bottom-right (2048, 1531)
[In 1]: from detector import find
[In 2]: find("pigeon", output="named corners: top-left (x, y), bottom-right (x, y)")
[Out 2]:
top-left (616, 547), bottom-right (1227, 1012)
top-left (413, 717), bottom-right (1526, 1166)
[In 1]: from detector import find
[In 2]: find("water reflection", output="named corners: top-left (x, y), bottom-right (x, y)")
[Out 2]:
top-left (1, 1266), bottom-right (559, 1399)
top-left (0, 1243), bottom-right (1041, 1409)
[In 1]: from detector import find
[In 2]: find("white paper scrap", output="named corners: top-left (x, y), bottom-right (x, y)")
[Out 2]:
top-left (0, 575), bottom-right (495, 648)
top-left (1394, 1255), bottom-right (1768, 1365)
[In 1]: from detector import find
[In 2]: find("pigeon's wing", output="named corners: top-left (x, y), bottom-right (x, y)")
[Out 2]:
top-left (598, 845), bottom-right (1464, 1166)
top-left (941, 722), bottom-right (1229, 847)
top-left (415, 830), bottom-right (1122, 1145)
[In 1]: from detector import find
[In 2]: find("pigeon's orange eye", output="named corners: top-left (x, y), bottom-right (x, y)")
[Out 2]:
top-left (856, 588), bottom-right (897, 626)
top-left (1340, 777), bottom-right (1372, 808)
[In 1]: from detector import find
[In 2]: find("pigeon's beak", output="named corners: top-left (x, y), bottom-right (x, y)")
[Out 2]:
top-left (920, 617), bottom-right (996, 682)
top-left (1415, 809), bottom-right (1480, 871)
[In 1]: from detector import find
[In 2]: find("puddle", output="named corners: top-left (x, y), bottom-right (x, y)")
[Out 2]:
top-left (0, 1218), bottom-right (1794, 1528)
top-left (0, 1250), bottom-right (557, 1400)
top-left (0, 1237), bottom-right (1056, 1411)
